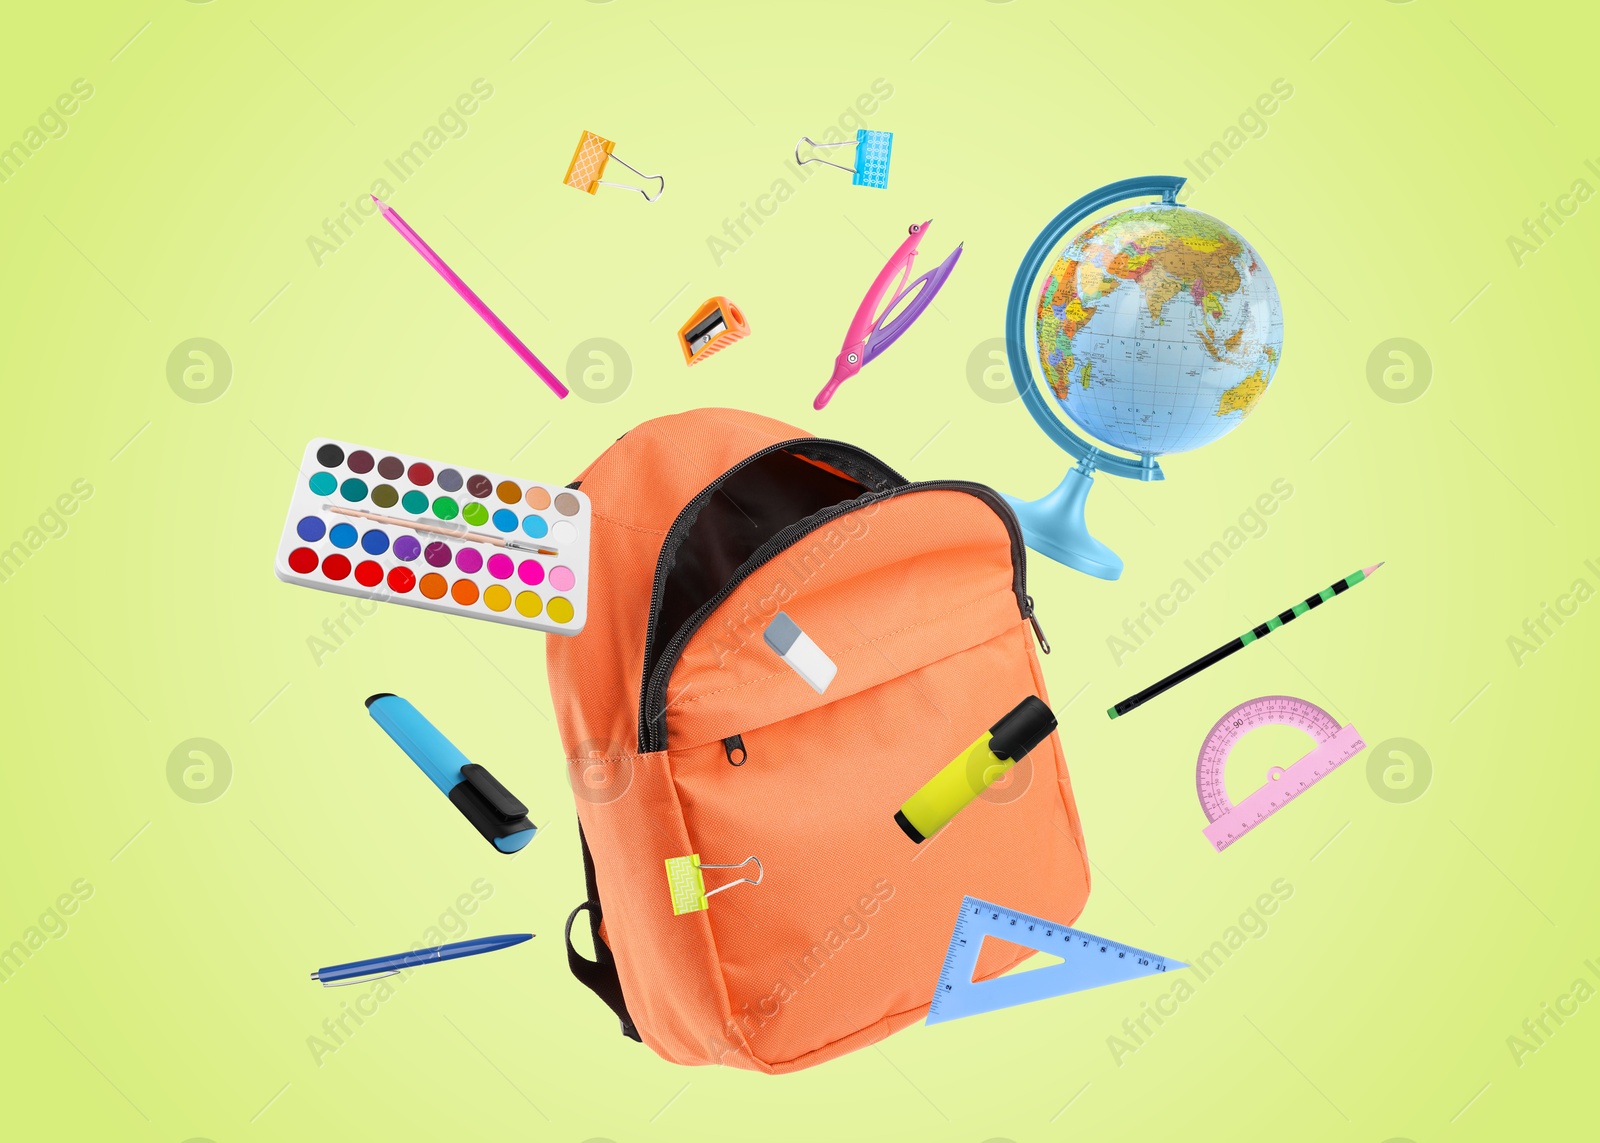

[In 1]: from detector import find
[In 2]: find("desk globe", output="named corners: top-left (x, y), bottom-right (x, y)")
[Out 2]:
top-left (1004, 176), bottom-right (1283, 579)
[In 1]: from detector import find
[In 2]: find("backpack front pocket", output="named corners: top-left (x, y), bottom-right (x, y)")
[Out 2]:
top-left (642, 484), bottom-right (1084, 1068)
top-left (665, 623), bottom-right (1086, 1068)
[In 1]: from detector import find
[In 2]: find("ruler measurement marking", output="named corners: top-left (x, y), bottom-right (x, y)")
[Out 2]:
top-left (1197, 696), bottom-right (1364, 852)
top-left (928, 897), bottom-right (1180, 1024)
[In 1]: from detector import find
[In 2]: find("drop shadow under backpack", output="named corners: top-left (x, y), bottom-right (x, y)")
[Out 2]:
top-left (547, 408), bottom-right (1090, 1073)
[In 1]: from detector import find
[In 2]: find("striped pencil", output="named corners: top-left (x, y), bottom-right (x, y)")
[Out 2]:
top-left (1107, 563), bottom-right (1384, 720)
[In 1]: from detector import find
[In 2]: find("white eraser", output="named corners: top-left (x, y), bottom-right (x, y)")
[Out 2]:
top-left (763, 612), bottom-right (837, 694)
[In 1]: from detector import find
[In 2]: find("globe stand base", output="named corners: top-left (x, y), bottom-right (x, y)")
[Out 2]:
top-left (1004, 465), bottom-right (1123, 581)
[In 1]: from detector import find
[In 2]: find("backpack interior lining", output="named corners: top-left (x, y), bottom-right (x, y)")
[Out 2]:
top-left (653, 448), bottom-right (873, 662)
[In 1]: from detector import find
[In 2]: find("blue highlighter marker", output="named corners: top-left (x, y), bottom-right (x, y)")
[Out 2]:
top-left (366, 694), bottom-right (536, 853)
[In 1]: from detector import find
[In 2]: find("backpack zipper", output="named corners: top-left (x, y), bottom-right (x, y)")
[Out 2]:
top-left (723, 734), bottom-right (747, 766)
top-left (638, 480), bottom-right (1034, 754)
top-left (1025, 595), bottom-right (1050, 654)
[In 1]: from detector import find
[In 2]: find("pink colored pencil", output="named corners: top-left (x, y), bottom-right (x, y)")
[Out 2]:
top-left (373, 196), bottom-right (568, 399)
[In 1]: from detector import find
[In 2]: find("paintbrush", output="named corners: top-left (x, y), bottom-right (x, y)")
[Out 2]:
top-left (324, 504), bottom-right (558, 556)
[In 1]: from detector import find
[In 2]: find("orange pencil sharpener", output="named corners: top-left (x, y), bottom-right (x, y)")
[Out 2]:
top-left (678, 297), bottom-right (750, 365)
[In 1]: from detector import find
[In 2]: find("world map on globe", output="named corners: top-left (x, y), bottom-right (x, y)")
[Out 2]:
top-left (1035, 203), bottom-right (1283, 457)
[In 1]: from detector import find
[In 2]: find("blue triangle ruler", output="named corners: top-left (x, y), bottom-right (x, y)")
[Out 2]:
top-left (926, 896), bottom-right (1185, 1025)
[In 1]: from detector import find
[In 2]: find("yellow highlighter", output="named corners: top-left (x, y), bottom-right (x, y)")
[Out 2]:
top-left (894, 696), bottom-right (1058, 844)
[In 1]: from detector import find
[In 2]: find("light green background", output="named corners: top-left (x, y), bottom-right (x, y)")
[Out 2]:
top-left (2, 1), bottom-right (1594, 1139)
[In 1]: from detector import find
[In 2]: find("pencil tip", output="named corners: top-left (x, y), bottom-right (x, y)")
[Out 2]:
top-left (1364, 561), bottom-right (1385, 577)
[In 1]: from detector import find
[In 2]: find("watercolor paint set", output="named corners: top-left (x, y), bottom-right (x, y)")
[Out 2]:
top-left (274, 438), bottom-right (590, 635)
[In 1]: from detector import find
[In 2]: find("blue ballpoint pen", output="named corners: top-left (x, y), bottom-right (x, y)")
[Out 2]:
top-left (310, 933), bottom-right (533, 986)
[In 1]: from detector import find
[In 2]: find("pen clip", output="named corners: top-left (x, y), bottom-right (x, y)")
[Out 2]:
top-left (313, 968), bottom-right (402, 988)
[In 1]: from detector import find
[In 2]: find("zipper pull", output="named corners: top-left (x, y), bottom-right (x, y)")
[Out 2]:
top-left (723, 734), bottom-right (747, 766)
top-left (1025, 595), bottom-right (1050, 654)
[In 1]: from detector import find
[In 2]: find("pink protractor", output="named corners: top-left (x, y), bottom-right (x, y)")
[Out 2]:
top-left (814, 220), bottom-right (963, 410)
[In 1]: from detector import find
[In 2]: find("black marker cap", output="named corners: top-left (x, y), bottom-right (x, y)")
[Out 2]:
top-left (988, 695), bottom-right (1057, 762)
top-left (893, 809), bottom-right (926, 844)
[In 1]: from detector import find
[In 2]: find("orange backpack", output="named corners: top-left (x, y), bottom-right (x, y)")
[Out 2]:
top-left (549, 408), bottom-right (1090, 1073)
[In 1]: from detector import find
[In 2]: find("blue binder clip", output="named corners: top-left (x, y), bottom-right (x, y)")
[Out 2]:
top-left (366, 694), bottom-right (536, 853)
top-left (795, 129), bottom-right (894, 189)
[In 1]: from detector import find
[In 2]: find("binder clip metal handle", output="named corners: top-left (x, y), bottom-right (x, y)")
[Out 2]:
top-left (666, 853), bottom-right (763, 915)
top-left (700, 855), bottom-right (763, 899)
top-left (564, 131), bottom-right (665, 203)
top-left (794, 135), bottom-right (858, 175)
top-left (794, 129), bottom-right (893, 189)
top-left (598, 153), bottom-right (665, 203)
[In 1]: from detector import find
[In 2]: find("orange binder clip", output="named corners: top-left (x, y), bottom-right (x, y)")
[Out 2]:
top-left (563, 131), bottom-right (664, 202)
